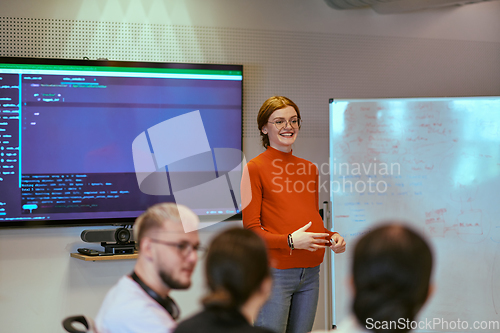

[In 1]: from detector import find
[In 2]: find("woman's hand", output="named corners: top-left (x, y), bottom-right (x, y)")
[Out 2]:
top-left (329, 233), bottom-right (346, 253)
top-left (291, 222), bottom-right (330, 252)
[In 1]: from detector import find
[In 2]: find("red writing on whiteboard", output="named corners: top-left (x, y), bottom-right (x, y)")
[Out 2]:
top-left (406, 136), bottom-right (428, 142)
top-left (416, 114), bottom-right (435, 119)
top-left (425, 208), bottom-right (447, 221)
top-left (425, 208), bottom-right (447, 237)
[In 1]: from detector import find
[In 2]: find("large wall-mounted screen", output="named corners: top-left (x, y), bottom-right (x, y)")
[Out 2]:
top-left (0, 57), bottom-right (243, 227)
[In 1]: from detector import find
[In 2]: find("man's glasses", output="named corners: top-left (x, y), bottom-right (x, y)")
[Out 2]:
top-left (149, 238), bottom-right (205, 257)
top-left (268, 118), bottom-right (301, 130)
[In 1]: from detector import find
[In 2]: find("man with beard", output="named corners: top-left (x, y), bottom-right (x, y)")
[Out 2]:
top-left (95, 203), bottom-right (201, 333)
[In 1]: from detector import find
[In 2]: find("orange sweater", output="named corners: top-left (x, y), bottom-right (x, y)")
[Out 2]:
top-left (242, 146), bottom-right (334, 269)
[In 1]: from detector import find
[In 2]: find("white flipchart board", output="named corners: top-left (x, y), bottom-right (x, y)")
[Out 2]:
top-left (329, 97), bottom-right (500, 332)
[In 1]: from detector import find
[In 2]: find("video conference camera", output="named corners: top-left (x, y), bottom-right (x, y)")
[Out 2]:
top-left (81, 227), bottom-right (136, 254)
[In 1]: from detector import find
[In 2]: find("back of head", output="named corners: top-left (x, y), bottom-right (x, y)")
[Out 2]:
top-left (352, 223), bottom-right (433, 333)
top-left (202, 228), bottom-right (270, 311)
top-left (133, 203), bottom-right (198, 248)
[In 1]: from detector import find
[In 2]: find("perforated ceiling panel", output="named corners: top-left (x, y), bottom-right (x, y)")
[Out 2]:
top-left (2, 17), bottom-right (500, 139)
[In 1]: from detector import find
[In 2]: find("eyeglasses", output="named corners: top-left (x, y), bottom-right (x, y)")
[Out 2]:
top-left (149, 238), bottom-right (205, 257)
top-left (268, 118), bottom-right (301, 130)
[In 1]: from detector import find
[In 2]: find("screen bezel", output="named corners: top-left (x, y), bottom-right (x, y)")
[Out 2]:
top-left (0, 56), bottom-right (243, 228)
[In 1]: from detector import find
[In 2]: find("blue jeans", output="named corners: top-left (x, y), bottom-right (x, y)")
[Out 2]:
top-left (255, 265), bottom-right (320, 333)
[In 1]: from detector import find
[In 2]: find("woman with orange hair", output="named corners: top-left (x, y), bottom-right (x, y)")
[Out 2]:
top-left (242, 96), bottom-right (346, 333)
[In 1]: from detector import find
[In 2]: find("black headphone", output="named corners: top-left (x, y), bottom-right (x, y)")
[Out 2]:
top-left (130, 271), bottom-right (180, 320)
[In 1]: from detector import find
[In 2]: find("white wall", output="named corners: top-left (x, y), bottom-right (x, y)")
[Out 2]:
top-left (2, 0), bottom-right (500, 43)
top-left (1, 0), bottom-right (499, 332)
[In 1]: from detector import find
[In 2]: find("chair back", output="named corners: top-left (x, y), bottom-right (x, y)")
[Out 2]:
top-left (62, 315), bottom-right (97, 333)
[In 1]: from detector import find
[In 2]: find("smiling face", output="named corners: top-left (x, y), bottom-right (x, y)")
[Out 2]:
top-left (261, 106), bottom-right (299, 153)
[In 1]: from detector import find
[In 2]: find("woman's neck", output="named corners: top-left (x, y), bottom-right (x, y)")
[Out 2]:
top-left (269, 143), bottom-right (292, 153)
top-left (239, 295), bottom-right (261, 324)
top-left (240, 277), bottom-right (272, 325)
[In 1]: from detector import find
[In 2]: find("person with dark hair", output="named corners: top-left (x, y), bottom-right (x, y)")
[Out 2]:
top-left (174, 228), bottom-right (275, 333)
top-left (95, 203), bottom-right (202, 333)
top-left (241, 96), bottom-right (346, 333)
top-left (313, 223), bottom-right (434, 333)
